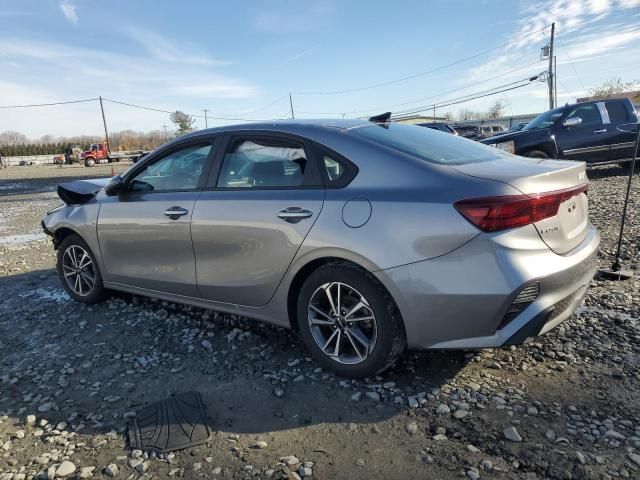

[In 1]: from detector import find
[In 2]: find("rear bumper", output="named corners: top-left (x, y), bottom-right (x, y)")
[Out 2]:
top-left (375, 223), bottom-right (600, 349)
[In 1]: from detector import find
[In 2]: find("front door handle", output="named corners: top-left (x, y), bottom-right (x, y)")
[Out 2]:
top-left (593, 129), bottom-right (607, 134)
top-left (278, 207), bottom-right (313, 223)
top-left (164, 206), bottom-right (189, 220)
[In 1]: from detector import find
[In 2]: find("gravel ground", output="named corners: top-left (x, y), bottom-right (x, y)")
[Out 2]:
top-left (0, 163), bottom-right (639, 480)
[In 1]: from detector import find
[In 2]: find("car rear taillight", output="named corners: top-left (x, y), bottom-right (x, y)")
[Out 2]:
top-left (454, 184), bottom-right (588, 232)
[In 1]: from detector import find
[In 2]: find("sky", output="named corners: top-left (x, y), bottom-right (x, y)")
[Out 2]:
top-left (1, 0), bottom-right (639, 138)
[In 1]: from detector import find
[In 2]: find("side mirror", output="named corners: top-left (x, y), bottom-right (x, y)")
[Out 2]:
top-left (563, 117), bottom-right (582, 127)
top-left (104, 175), bottom-right (124, 196)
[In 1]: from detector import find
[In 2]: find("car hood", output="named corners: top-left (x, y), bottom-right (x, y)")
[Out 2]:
top-left (479, 129), bottom-right (534, 144)
top-left (57, 178), bottom-right (110, 205)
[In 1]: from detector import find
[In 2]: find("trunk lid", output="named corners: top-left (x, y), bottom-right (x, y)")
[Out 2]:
top-left (452, 157), bottom-right (589, 254)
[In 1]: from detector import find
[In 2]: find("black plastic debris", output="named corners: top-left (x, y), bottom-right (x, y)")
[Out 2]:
top-left (127, 391), bottom-right (210, 453)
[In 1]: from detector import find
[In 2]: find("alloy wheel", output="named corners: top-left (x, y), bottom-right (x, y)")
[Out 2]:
top-left (62, 245), bottom-right (96, 296)
top-left (307, 282), bottom-right (378, 365)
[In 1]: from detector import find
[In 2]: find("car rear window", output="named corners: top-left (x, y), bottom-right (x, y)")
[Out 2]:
top-left (351, 123), bottom-right (504, 165)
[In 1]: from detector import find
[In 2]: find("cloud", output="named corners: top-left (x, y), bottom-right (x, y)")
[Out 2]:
top-left (252, 2), bottom-right (334, 34)
top-left (124, 27), bottom-right (230, 66)
top-left (465, 0), bottom-right (640, 83)
top-left (59, 0), bottom-right (78, 25)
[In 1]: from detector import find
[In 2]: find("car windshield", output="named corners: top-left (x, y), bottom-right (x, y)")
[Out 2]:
top-left (352, 123), bottom-right (506, 165)
top-left (522, 108), bottom-right (564, 130)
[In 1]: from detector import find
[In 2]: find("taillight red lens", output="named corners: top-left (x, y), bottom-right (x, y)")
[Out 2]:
top-left (454, 184), bottom-right (588, 232)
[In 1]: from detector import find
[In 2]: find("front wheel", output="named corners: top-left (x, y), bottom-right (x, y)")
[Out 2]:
top-left (84, 157), bottom-right (96, 167)
top-left (297, 263), bottom-right (406, 378)
top-left (56, 234), bottom-right (108, 303)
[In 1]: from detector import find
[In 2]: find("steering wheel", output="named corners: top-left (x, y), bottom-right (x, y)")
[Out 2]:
top-left (171, 171), bottom-right (198, 189)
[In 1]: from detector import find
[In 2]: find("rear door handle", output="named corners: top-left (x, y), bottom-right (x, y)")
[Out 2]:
top-left (278, 207), bottom-right (313, 223)
top-left (164, 206), bottom-right (189, 220)
top-left (593, 129), bottom-right (607, 134)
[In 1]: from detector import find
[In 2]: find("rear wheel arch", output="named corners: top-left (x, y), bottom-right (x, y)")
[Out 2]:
top-left (286, 257), bottom-right (405, 336)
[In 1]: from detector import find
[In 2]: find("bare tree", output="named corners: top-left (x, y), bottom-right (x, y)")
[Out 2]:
top-left (588, 77), bottom-right (640, 99)
top-left (487, 98), bottom-right (509, 119)
top-left (457, 108), bottom-right (481, 121)
top-left (0, 130), bottom-right (29, 146)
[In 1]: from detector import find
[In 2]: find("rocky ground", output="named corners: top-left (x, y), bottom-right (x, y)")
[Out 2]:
top-left (0, 163), bottom-right (639, 480)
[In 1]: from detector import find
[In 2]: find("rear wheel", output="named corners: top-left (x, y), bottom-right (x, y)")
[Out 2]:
top-left (297, 263), bottom-right (405, 378)
top-left (523, 149), bottom-right (550, 159)
top-left (57, 234), bottom-right (108, 303)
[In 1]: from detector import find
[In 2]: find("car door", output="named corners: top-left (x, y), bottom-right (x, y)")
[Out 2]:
top-left (191, 133), bottom-right (324, 306)
top-left (555, 102), bottom-right (610, 163)
top-left (98, 139), bottom-right (216, 296)
top-left (604, 100), bottom-right (638, 161)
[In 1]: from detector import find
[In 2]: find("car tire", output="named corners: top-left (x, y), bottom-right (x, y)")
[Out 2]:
top-left (84, 158), bottom-right (96, 167)
top-left (523, 150), bottom-right (549, 159)
top-left (297, 262), bottom-right (406, 379)
top-left (57, 234), bottom-right (108, 304)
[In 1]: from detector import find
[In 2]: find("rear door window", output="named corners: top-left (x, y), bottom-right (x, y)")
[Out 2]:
top-left (217, 137), bottom-right (317, 188)
top-left (605, 101), bottom-right (631, 123)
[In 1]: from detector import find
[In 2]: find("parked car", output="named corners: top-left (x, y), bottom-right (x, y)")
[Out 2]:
top-left (480, 98), bottom-right (638, 164)
top-left (43, 120), bottom-right (599, 378)
top-left (451, 124), bottom-right (482, 140)
top-left (416, 122), bottom-right (458, 135)
top-left (507, 122), bottom-right (528, 133)
top-left (479, 124), bottom-right (506, 138)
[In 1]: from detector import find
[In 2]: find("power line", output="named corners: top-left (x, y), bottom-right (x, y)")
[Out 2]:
top-left (391, 77), bottom-right (541, 118)
top-left (559, 44), bottom-right (586, 93)
top-left (240, 94), bottom-right (289, 114)
top-left (297, 60), bottom-right (542, 116)
top-left (293, 24), bottom-right (551, 95)
top-left (102, 98), bottom-right (264, 122)
top-left (0, 98), bottom-right (98, 109)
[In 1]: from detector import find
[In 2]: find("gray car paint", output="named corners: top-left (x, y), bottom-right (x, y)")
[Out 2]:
top-left (43, 119), bottom-right (600, 351)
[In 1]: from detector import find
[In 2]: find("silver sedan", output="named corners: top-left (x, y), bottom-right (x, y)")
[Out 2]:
top-left (43, 120), bottom-right (599, 378)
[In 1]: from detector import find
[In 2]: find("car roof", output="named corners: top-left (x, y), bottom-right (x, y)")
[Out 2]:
top-left (181, 119), bottom-right (373, 140)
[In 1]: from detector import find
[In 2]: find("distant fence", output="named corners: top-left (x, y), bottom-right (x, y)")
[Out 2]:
top-left (456, 113), bottom-right (540, 129)
top-left (1, 154), bottom-right (61, 167)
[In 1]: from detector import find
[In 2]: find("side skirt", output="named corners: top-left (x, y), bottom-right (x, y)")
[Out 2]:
top-left (103, 281), bottom-right (288, 328)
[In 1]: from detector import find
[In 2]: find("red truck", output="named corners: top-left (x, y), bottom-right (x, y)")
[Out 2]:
top-left (80, 142), bottom-right (148, 167)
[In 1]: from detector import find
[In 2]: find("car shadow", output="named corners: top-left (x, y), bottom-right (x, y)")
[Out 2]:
top-left (0, 268), bottom-right (471, 443)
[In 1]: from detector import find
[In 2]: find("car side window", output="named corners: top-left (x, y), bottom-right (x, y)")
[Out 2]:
top-left (129, 144), bottom-right (211, 192)
top-left (217, 138), bottom-right (308, 188)
top-left (322, 155), bottom-right (346, 182)
top-left (605, 101), bottom-right (631, 123)
top-left (565, 104), bottom-right (602, 127)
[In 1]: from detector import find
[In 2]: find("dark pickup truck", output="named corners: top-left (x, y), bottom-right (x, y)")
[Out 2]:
top-left (480, 98), bottom-right (638, 164)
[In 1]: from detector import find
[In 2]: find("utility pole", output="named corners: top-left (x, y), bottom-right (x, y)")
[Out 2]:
top-left (289, 93), bottom-right (295, 119)
top-left (554, 55), bottom-right (558, 107)
top-left (99, 96), bottom-right (110, 152)
top-left (548, 22), bottom-right (555, 110)
top-left (202, 109), bottom-right (209, 128)
top-left (162, 124), bottom-right (169, 141)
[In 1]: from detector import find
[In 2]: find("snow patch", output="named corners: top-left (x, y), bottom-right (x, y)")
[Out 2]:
top-left (0, 232), bottom-right (47, 245)
top-left (19, 287), bottom-right (70, 304)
